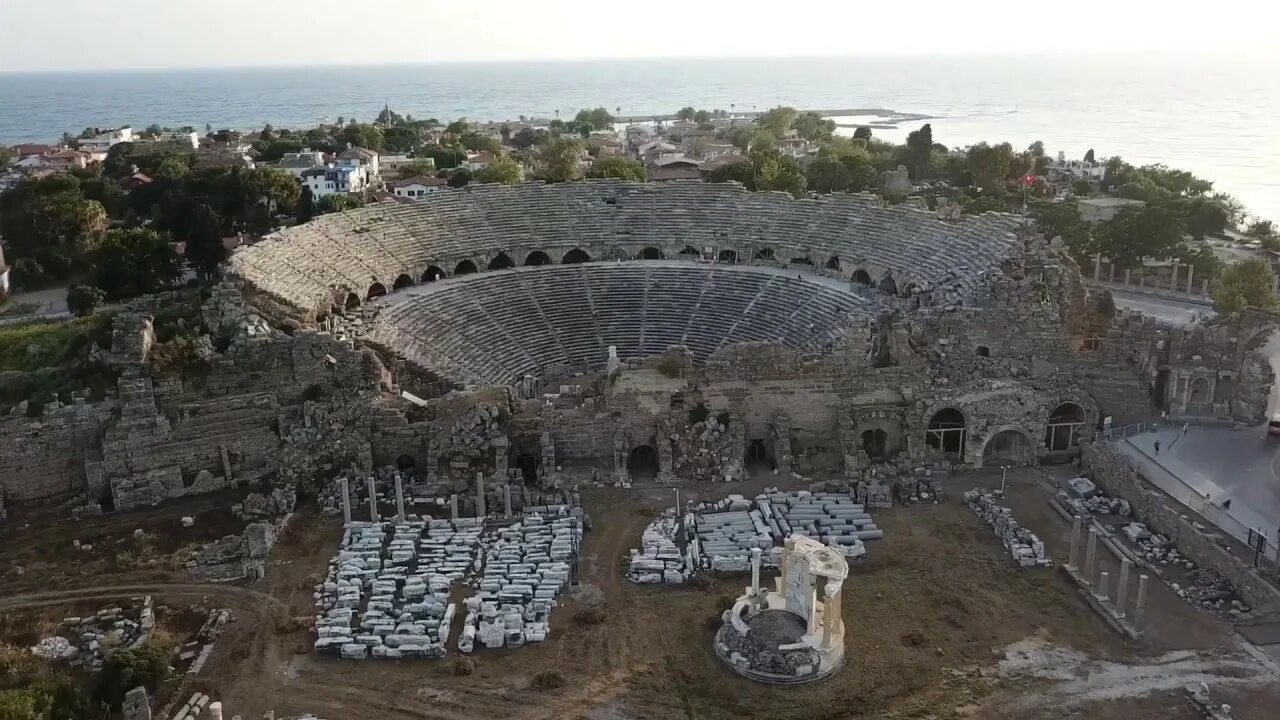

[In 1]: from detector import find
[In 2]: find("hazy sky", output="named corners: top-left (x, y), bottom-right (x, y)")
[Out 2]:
top-left (2, 0), bottom-right (1277, 72)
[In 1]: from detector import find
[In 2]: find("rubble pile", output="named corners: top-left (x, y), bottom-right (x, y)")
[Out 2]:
top-left (1186, 681), bottom-right (1236, 720)
top-left (1126, 523), bottom-right (1198, 570)
top-left (314, 508), bottom-right (582, 659)
top-left (235, 484), bottom-right (297, 520)
top-left (1057, 477), bottom-right (1131, 518)
top-left (444, 403), bottom-right (504, 459)
top-left (30, 596), bottom-right (155, 671)
top-left (672, 416), bottom-right (746, 483)
top-left (627, 512), bottom-right (690, 584)
top-left (1172, 569), bottom-right (1251, 616)
top-left (963, 489), bottom-right (1049, 568)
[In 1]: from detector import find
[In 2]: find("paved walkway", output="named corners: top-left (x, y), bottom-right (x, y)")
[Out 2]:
top-left (1118, 425), bottom-right (1280, 544)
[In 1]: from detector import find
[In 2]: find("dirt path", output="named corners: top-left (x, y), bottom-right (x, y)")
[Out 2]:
top-left (0, 583), bottom-right (286, 616)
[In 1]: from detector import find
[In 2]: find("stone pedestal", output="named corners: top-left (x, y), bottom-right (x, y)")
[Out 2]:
top-left (340, 477), bottom-right (351, 525)
top-left (366, 476), bottom-right (378, 522)
top-left (475, 472), bottom-right (486, 518)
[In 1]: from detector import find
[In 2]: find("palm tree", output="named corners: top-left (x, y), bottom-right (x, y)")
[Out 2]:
top-left (730, 103), bottom-right (736, 117)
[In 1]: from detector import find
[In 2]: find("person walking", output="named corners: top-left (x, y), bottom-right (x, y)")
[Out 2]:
top-left (1222, 499), bottom-right (1233, 510)
top-left (1154, 439), bottom-right (1161, 455)
top-left (1161, 409), bottom-right (1168, 426)
top-left (1182, 422), bottom-right (1190, 436)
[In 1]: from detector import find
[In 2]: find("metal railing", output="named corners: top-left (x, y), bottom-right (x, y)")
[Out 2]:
top-left (1091, 422), bottom-right (1159, 443)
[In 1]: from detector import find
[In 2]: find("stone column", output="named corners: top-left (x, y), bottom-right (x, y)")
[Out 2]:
top-left (806, 584), bottom-right (820, 636)
top-left (1085, 527), bottom-right (1098, 585)
top-left (503, 484), bottom-right (513, 518)
top-left (208, 703), bottom-right (224, 720)
top-left (366, 476), bottom-right (379, 523)
top-left (1116, 558), bottom-right (1132, 616)
top-left (776, 541), bottom-right (792, 594)
top-left (1185, 264), bottom-right (1194, 294)
top-left (822, 584), bottom-right (841, 648)
top-left (1097, 571), bottom-right (1110, 601)
top-left (1134, 574), bottom-right (1149, 628)
top-left (1093, 254), bottom-right (1101, 282)
top-left (1067, 516), bottom-right (1082, 570)
top-left (340, 477), bottom-right (351, 525)
top-left (395, 474), bottom-right (406, 523)
top-left (1123, 268), bottom-right (1131, 286)
top-left (475, 472), bottom-right (486, 518)
top-left (1137, 272), bottom-right (1144, 288)
top-left (1169, 264), bottom-right (1178, 292)
top-left (750, 547), bottom-right (762, 598)
top-left (449, 493), bottom-right (459, 519)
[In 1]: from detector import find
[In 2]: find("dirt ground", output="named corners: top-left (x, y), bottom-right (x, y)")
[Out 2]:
top-left (4, 470), bottom-right (1279, 719)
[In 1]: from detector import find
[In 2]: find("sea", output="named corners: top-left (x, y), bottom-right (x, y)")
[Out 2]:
top-left (1, 53), bottom-right (1277, 221)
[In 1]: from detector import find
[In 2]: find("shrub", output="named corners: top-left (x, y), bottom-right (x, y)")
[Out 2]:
top-left (66, 285), bottom-right (106, 317)
top-left (94, 646), bottom-right (170, 710)
top-left (452, 657), bottom-right (475, 676)
top-left (573, 605), bottom-right (606, 625)
top-left (530, 670), bottom-right (565, 690)
top-left (656, 355), bottom-right (681, 378)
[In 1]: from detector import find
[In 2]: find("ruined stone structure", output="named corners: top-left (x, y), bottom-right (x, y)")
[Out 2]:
top-left (1, 181), bottom-right (1272, 508)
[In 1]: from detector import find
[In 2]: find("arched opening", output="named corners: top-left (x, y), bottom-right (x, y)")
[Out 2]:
top-left (902, 282), bottom-right (919, 298)
top-left (976, 345), bottom-right (990, 357)
top-left (516, 454), bottom-right (539, 484)
top-left (1044, 402), bottom-right (1087, 451)
top-left (851, 269), bottom-right (873, 287)
top-left (789, 256), bottom-right (814, 267)
top-left (639, 246), bottom-right (663, 260)
top-left (455, 259), bottom-right (477, 275)
top-left (861, 429), bottom-right (888, 459)
top-left (878, 275), bottom-right (898, 295)
top-left (344, 293), bottom-right (360, 311)
top-left (392, 274), bottom-right (414, 291)
top-left (1189, 377), bottom-right (1211, 404)
top-left (488, 252), bottom-right (513, 270)
top-left (718, 249), bottom-right (738, 264)
top-left (366, 283), bottom-right (387, 301)
top-left (983, 429), bottom-right (1033, 467)
top-left (745, 438), bottom-right (773, 470)
top-left (395, 454), bottom-right (416, 471)
top-left (524, 251), bottom-right (552, 266)
top-left (563, 248), bottom-right (591, 264)
top-left (925, 408), bottom-right (966, 456)
top-left (825, 256), bottom-right (840, 271)
top-left (753, 247), bottom-right (775, 261)
top-left (422, 265), bottom-right (445, 283)
top-left (679, 245), bottom-right (700, 257)
top-left (628, 445), bottom-right (659, 481)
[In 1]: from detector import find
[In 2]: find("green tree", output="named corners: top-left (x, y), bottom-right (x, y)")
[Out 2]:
top-left (693, 109), bottom-right (711, 123)
top-left (965, 142), bottom-right (1014, 192)
top-left (512, 127), bottom-right (544, 150)
top-left (1088, 205), bottom-right (1187, 270)
top-left (475, 155), bottom-right (523, 184)
top-left (792, 112), bottom-right (835, 142)
top-left (445, 119), bottom-right (471, 135)
top-left (1083, 148), bottom-right (1096, 163)
top-left (240, 167), bottom-right (300, 224)
top-left (0, 688), bottom-right (43, 720)
top-left (753, 149), bottom-right (807, 198)
top-left (1246, 219), bottom-right (1276, 240)
top-left (447, 168), bottom-right (472, 188)
top-left (1029, 199), bottom-right (1090, 258)
top-left (95, 647), bottom-right (170, 711)
top-left (758, 106), bottom-right (798, 136)
top-left (419, 145), bottom-right (467, 169)
top-left (185, 204), bottom-right (228, 280)
top-left (396, 159), bottom-right (438, 179)
top-left (586, 156), bottom-right (646, 182)
top-left (1071, 179), bottom-right (1093, 197)
top-left (338, 123), bottom-right (384, 151)
top-left (1179, 196), bottom-right (1231, 239)
top-left (0, 174), bottom-right (109, 286)
top-left (317, 194), bottom-right (365, 213)
top-left (706, 158), bottom-right (756, 187)
top-left (382, 126), bottom-right (420, 153)
top-left (91, 228), bottom-right (182, 300)
top-left (0, 145), bottom-right (13, 168)
top-left (675, 106), bottom-right (697, 121)
top-left (726, 126), bottom-right (753, 152)
top-left (296, 186), bottom-right (316, 224)
top-left (574, 107), bottom-right (615, 131)
top-left (853, 126), bottom-right (872, 141)
top-left (905, 123), bottom-right (934, 178)
top-left (536, 138), bottom-right (583, 183)
top-left (1213, 258), bottom-right (1276, 314)
top-left (960, 193), bottom-right (1009, 215)
top-left (66, 285), bottom-right (106, 316)
top-left (460, 133), bottom-right (502, 154)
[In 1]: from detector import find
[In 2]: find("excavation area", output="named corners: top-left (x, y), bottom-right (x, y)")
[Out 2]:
top-left (6, 468), bottom-right (1276, 720)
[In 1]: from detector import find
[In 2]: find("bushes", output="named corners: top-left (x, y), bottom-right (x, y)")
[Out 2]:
top-left (66, 285), bottom-right (105, 317)
top-left (656, 355), bottom-right (682, 378)
top-left (530, 670), bottom-right (565, 690)
top-left (94, 646), bottom-right (170, 710)
top-left (0, 315), bottom-right (112, 373)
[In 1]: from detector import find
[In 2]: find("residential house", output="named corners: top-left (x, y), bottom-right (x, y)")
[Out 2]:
top-left (337, 146), bottom-right (380, 180)
top-left (78, 127), bottom-right (134, 154)
top-left (647, 156), bottom-right (703, 182)
top-left (43, 149), bottom-right (90, 172)
top-left (1047, 153), bottom-right (1107, 186)
top-left (1078, 197), bottom-right (1146, 223)
top-left (275, 149), bottom-right (327, 179)
top-left (10, 143), bottom-right (55, 160)
top-left (301, 164), bottom-right (369, 199)
top-left (387, 176), bottom-right (449, 199)
top-left (464, 152), bottom-right (495, 172)
top-left (379, 153), bottom-right (430, 177)
top-left (699, 153), bottom-right (749, 176)
top-left (151, 130), bottom-right (200, 151)
top-left (123, 172), bottom-right (154, 191)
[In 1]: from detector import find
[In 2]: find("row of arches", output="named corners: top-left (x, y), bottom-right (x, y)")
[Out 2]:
top-left (922, 402), bottom-right (1088, 464)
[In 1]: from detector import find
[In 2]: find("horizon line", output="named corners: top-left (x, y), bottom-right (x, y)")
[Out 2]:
top-left (0, 47), bottom-right (1265, 76)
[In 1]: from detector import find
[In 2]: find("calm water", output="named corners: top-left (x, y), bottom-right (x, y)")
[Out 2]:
top-left (1, 54), bottom-right (1276, 221)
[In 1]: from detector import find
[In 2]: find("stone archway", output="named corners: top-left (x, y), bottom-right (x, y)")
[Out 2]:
top-left (753, 247), bottom-right (775, 261)
top-left (395, 454), bottom-right (416, 471)
top-left (366, 282), bottom-right (387, 300)
top-left (826, 256), bottom-right (840, 271)
top-left (679, 245), bottom-right (700, 257)
top-left (392, 273), bottom-right (414, 291)
top-left (524, 251), bottom-right (552, 266)
top-left (455, 259), bottom-right (477, 275)
top-left (563, 248), bottom-right (591, 264)
top-left (422, 265), bottom-right (445, 283)
top-left (719, 249), bottom-right (738, 264)
top-left (639, 246), bottom-right (663, 260)
top-left (1044, 402), bottom-right (1086, 451)
top-left (628, 445), bottom-right (659, 480)
top-left (982, 429), bottom-right (1033, 467)
top-left (344, 292), bottom-right (360, 311)
top-left (861, 429), bottom-right (888, 459)
top-left (488, 252), bottom-right (514, 270)
top-left (925, 408), bottom-right (966, 455)
top-left (851, 269), bottom-right (873, 287)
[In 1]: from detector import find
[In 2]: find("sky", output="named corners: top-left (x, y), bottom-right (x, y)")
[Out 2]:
top-left (1, 0), bottom-right (1278, 72)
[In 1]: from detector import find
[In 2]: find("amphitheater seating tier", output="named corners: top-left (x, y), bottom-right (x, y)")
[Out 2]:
top-left (363, 263), bottom-right (870, 385)
top-left (230, 181), bottom-right (1021, 314)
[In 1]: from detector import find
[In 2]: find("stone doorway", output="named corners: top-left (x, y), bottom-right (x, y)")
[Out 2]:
top-left (628, 445), bottom-right (659, 481)
top-left (516, 454), bottom-right (539, 484)
top-left (925, 408), bottom-right (966, 456)
top-left (861, 429), bottom-right (888, 459)
top-left (746, 438), bottom-right (772, 470)
top-left (983, 429), bottom-right (1033, 467)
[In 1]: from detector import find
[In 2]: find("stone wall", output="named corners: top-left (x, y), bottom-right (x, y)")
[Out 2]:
top-left (1081, 443), bottom-right (1280, 613)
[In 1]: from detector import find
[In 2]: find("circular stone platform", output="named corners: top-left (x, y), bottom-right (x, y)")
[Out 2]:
top-left (713, 608), bottom-right (844, 684)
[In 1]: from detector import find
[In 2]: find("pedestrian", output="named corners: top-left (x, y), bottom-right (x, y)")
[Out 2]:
top-left (1182, 422), bottom-right (1189, 436)
top-left (1222, 499), bottom-right (1233, 510)
top-left (1161, 409), bottom-right (1168, 425)
top-left (1154, 440), bottom-right (1161, 455)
